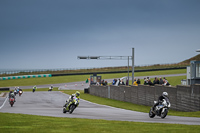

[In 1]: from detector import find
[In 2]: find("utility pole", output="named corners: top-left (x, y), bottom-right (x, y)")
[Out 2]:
top-left (132, 48), bottom-right (134, 85)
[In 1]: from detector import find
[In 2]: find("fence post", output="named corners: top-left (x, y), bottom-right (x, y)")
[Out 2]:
top-left (108, 86), bottom-right (110, 99)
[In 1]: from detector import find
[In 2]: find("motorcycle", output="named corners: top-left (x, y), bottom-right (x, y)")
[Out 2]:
top-left (14, 90), bottom-right (17, 96)
top-left (9, 98), bottom-right (15, 107)
top-left (63, 96), bottom-right (79, 114)
top-left (19, 90), bottom-right (23, 96)
top-left (149, 99), bottom-right (171, 119)
top-left (48, 87), bottom-right (53, 91)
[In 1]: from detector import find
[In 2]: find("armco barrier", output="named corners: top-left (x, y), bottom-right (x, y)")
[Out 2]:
top-left (89, 84), bottom-right (200, 112)
top-left (0, 74), bottom-right (52, 80)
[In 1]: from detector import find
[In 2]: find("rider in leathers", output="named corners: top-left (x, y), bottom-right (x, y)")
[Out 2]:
top-left (64, 91), bottom-right (80, 111)
top-left (9, 90), bottom-right (16, 102)
top-left (153, 92), bottom-right (169, 111)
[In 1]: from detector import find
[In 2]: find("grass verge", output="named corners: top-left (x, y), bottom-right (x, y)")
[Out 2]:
top-left (0, 112), bottom-right (200, 133)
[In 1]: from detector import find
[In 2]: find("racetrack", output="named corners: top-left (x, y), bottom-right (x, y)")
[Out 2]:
top-left (1, 91), bottom-right (200, 125)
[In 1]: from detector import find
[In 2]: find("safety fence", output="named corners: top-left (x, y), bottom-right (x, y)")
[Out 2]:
top-left (89, 84), bottom-right (200, 112)
top-left (0, 74), bottom-right (52, 80)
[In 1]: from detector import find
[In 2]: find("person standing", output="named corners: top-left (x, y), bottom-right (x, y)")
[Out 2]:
top-left (159, 77), bottom-right (164, 85)
top-left (133, 78), bottom-right (138, 86)
top-left (137, 78), bottom-right (141, 85)
top-left (144, 78), bottom-right (148, 85)
top-left (118, 79), bottom-right (121, 86)
top-left (148, 79), bottom-right (154, 86)
top-left (153, 77), bottom-right (159, 85)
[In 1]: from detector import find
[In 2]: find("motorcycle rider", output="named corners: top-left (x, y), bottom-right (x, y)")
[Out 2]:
top-left (9, 90), bottom-right (16, 102)
top-left (18, 88), bottom-right (23, 92)
top-left (48, 85), bottom-right (53, 91)
top-left (33, 85), bottom-right (37, 91)
top-left (18, 87), bottom-right (23, 95)
top-left (64, 91), bottom-right (80, 111)
top-left (17, 87), bottom-right (20, 94)
top-left (14, 88), bottom-right (17, 95)
top-left (153, 92), bottom-right (169, 111)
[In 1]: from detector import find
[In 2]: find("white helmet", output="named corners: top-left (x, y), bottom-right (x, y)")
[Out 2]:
top-left (162, 92), bottom-right (168, 97)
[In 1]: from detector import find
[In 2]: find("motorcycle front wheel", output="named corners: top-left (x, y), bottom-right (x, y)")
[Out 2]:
top-left (10, 102), bottom-right (14, 107)
top-left (69, 105), bottom-right (76, 114)
top-left (161, 109), bottom-right (168, 119)
top-left (149, 108), bottom-right (155, 118)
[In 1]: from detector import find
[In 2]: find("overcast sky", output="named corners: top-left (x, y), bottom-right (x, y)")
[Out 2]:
top-left (0, 0), bottom-right (200, 70)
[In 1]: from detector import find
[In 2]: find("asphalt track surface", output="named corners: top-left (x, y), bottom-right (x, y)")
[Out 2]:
top-left (1, 91), bottom-right (200, 125)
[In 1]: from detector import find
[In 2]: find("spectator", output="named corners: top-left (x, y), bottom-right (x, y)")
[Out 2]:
top-left (101, 80), bottom-right (105, 86)
top-left (126, 79), bottom-right (129, 86)
top-left (121, 80), bottom-right (125, 85)
top-left (159, 77), bottom-right (164, 85)
top-left (153, 77), bottom-right (159, 85)
top-left (91, 78), bottom-right (94, 83)
top-left (96, 82), bottom-right (100, 85)
top-left (132, 78), bottom-right (138, 86)
top-left (163, 77), bottom-right (168, 83)
top-left (137, 78), bottom-right (141, 85)
top-left (148, 79), bottom-right (154, 86)
top-left (144, 78), bottom-right (148, 85)
top-left (163, 79), bottom-right (171, 86)
top-left (112, 79), bottom-right (116, 85)
top-left (105, 81), bottom-right (108, 86)
top-left (118, 79), bottom-right (121, 86)
top-left (147, 77), bottom-right (150, 83)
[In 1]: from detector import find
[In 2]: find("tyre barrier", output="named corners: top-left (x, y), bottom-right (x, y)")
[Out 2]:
top-left (0, 88), bottom-right (9, 91)
top-left (0, 74), bottom-right (52, 80)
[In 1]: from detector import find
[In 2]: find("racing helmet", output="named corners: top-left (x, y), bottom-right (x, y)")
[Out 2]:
top-left (162, 92), bottom-right (168, 97)
top-left (75, 91), bottom-right (80, 97)
top-left (10, 90), bottom-right (13, 93)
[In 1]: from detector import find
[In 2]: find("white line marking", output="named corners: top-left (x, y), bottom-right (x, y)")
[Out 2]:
top-left (0, 95), bottom-right (8, 109)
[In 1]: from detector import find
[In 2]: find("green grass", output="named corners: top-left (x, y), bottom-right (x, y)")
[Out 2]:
top-left (0, 75), bottom-right (90, 87)
top-left (0, 112), bottom-right (200, 133)
top-left (0, 69), bottom-right (186, 87)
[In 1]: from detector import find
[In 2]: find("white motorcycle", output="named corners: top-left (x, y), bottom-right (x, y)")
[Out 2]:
top-left (149, 99), bottom-right (171, 119)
